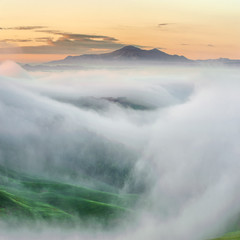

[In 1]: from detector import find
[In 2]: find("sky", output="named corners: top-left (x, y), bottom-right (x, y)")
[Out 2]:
top-left (0, 0), bottom-right (240, 62)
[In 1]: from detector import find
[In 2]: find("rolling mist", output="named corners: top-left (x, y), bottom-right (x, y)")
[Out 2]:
top-left (0, 61), bottom-right (240, 240)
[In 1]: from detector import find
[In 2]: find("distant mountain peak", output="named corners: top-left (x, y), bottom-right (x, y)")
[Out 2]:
top-left (119, 45), bottom-right (141, 51)
top-left (115, 46), bottom-right (162, 53)
top-left (111, 45), bottom-right (143, 55)
top-left (48, 45), bottom-right (191, 65)
top-left (149, 48), bottom-right (161, 52)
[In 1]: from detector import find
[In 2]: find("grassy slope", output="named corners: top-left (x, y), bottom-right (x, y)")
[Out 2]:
top-left (3, 165), bottom-right (240, 238)
top-left (0, 189), bottom-right (72, 221)
top-left (0, 165), bottom-right (138, 225)
top-left (211, 231), bottom-right (240, 240)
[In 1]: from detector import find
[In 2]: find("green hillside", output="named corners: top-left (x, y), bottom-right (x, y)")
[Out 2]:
top-left (2, 164), bottom-right (240, 239)
top-left (211, 231), bottom-right (240, 240)
top-left (0, 165), bottom-right (138, 226)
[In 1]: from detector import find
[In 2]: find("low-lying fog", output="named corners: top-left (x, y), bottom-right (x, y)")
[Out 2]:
top-left (1, 61), bottom-right (240, 240)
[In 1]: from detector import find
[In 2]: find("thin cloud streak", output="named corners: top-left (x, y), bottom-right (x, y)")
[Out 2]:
top-left (180, 43), bottom-right (215, 48)
top-left (158, 23), bottom-right (175, 28)
top-left (1, 26), bottom-right (47, 30)
top-left (0, 39), bottom-right (32, 43)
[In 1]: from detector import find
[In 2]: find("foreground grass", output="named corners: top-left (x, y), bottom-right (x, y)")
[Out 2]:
top-left (0, 165), bottom-right (138, 225)
top-left (2, 165), bottom-right (240, 239)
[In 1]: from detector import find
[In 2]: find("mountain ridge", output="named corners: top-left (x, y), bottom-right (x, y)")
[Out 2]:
top-left (22, 46), bottom-right (240, 71)
top-left (49, 45), bottom-right (191, 65)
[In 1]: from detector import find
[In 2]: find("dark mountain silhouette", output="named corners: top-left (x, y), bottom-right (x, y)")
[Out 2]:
top-left (22, 46), bottom-right (240, 71)
top-left (49, 45), bottom-right (191, 65)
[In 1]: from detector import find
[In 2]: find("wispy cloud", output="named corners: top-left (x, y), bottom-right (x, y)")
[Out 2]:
top-left (180, 43), bottom-right (216, 48)
top-left (158, 23), bottom-right (170, 27)
top-left (34, 37), bottom-right (52, 43)
top-left (0, 26), bottom-right (154, 55)
top-left (1, 26), bottom-right (47, 30)
top-left (36, 30), bottom-right (119, 42)
top-left (157, 23), bottom-right (175, 28)
top-left (0, 29), bottom-right (126, 54)
top-left (0, 39), bottom-right (32, 43)
top-left (157, 23), bottom-right (176, 32)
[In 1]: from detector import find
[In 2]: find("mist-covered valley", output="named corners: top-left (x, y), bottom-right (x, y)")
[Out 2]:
top-left (0, 61), bottom-right (240, 240)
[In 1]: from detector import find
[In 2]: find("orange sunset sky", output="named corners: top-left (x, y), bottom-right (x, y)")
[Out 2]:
top-left (0, 0), bottom-right (240, 63)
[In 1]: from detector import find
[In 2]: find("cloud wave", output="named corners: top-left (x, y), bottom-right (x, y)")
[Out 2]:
top-left (0, 64), bottom-right (240, 240)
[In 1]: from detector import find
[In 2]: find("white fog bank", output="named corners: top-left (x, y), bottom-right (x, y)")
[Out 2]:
top-left (0, 62), bottom-right (240, 240)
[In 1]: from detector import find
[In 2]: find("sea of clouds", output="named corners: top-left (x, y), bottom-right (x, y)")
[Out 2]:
top-left (0, 61), bottom-right (240, 240)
